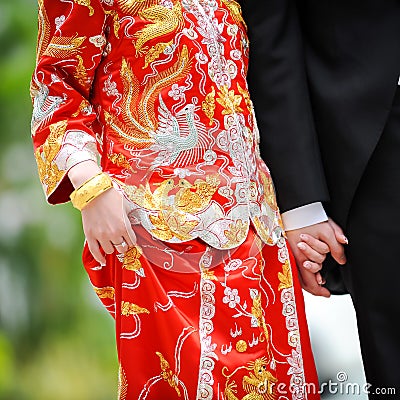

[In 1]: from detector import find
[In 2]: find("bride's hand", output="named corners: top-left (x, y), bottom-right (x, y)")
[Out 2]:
top-left (81, 187), bottom-right (136, 264)
top-left (68, 161), bottom-right (136, 265)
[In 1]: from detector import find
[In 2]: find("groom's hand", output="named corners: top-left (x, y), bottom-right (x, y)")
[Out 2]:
top-left (286, 218), bottom-right (347, 297)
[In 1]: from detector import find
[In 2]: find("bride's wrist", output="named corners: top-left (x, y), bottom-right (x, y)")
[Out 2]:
top-left (68, 160), bottom-right (102, 189)
top-left (70, 171), bottom-right (113, 211)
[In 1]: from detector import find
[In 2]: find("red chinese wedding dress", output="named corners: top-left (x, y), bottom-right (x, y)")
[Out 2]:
top-left (31, 0), bottom-right (321, 398)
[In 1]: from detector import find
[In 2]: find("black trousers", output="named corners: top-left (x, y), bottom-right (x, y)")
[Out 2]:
top-left (342, 87), bottom-right (400, 399)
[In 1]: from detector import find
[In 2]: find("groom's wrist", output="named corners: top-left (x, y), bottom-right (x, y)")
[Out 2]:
top-left (282, 202), bottom-right (328, 231)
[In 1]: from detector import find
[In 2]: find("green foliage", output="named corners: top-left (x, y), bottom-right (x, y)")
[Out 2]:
top-left (0, 1), bottom-right (118, 398)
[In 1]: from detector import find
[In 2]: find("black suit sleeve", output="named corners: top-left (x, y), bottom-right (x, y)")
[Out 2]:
top-left (241, 0), bottom-right (329, 212)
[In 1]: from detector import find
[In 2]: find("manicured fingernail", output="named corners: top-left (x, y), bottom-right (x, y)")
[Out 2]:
top-left (304, 261), bottom-right (312, 269)
top-left (343, 236), bottom-right (349, 244)
top-left (300, 234), bottom-right (307, 240)
top-left (297, 242), bottom-right (306, 250)
top-left (317, 276), bottom-right (323, 285)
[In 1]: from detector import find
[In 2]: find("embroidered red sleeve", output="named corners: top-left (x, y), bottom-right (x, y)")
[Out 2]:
top-left (30, 0), bottom-right (107, 204)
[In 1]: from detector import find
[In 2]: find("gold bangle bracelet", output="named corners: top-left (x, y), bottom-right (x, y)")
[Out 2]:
top-left (70, 172), bottom-right (113, 211)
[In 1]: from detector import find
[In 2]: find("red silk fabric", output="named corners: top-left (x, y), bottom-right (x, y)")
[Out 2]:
top-left (83, 226), bottom-right (320, 399)
top-left (31, 0), bottom-right (283, 249)
top-left (31, 1), bottom-right (321, 398)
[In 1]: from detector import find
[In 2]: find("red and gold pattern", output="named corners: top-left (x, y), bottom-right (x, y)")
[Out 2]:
top-left (30, 0), bottom-right (283, 249)
top-left (83, 226), bottom-right (320, 399)
top-left (31, 0), bottom-right (321, 399)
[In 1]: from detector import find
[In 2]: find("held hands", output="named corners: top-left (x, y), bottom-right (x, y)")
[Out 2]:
top-left (286, 218), bottom-right (348, 298)
top-left (68, 161), bottom-right (136, 265)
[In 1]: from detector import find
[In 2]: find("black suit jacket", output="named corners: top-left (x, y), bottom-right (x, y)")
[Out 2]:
top-left (241, 0), bottom-right (400, 293)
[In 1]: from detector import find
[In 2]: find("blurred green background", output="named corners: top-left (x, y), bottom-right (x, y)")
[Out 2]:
top-left (0, 1), bottom-right (118, 399)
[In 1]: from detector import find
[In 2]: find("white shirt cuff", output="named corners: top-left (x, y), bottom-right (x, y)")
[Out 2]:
top-left (281, 202), bottom-right (328, 231)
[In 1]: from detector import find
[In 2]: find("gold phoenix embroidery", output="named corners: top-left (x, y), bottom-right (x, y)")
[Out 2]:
top-left (94, 286), bottom-right (115, 299)
top-left (117, 0), bottom-right (160, 16)
top-left (220, 0), bottom-right (247, 30)
top-left (201, 266), bottom-right (218, 281)
top-left (260, 171), bottom-right (278, 212)
top-left (144, 40), bottom-right (173, 69)
top-left (156, 352), bottom-right (181, 396)
top-left (217, 85), bottom-right (244, 115)
top-left (175, 175), bottom-right (220, 213)
top-left (252, 215), bottom-right (282, 246)
top-left (126, 176), bottom-right (218, 241)
top-left (108, 152), bottom-right (132, 169)
top-left (149, 180), bottom-right (199, 241)
top-left (134, 2), bottom-right (183, 55)
top-left (202, 86), bottom-right (216, 126)
top-left (121, 301), bottom-right (150, 316)
top-left (126, 178), bottom-right (176, 211)
top-left (237, 83), bottom-right (252, 114)
top-left (36, 0), bottom-right (51, 62)
top-left (223, 220), bottom-right (248, 248)
top-left (278, 260), bottom-right (293, 290)
top-left (223, 357), bottom-right (278, 400)
top-left (149, 212), bottom-right (199, 241)
top-left (122, 246), bottom-right (143, 271)
top-left (105, 9), bottom-right (121, 39)
top-left (44, 35), bottom-right (86, 58)
top-left (35, 120), bottom-right (68, 195)
top-left (105, 46), bottom-right (192, 148)
top-left (251, 293), bottom-right (272, 351)
top-left (74, 55), bottom-right (89, 87)
top-left (71, 99), bottom-right (91, 117)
